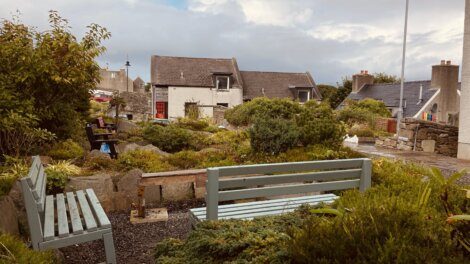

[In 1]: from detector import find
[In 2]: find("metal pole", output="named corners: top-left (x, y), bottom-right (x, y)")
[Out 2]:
top-left (397, 0), bottom-right (409, 139)
top-left (126, 65), bottom-right (129, 92)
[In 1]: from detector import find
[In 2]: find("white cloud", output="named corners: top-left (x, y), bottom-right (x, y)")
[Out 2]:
top-left (307, 23), bottom-right (400, 43)
top-left (238, 0), bottom-right (313, 27)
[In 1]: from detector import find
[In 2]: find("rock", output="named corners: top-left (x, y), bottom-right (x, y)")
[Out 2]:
top-left (116, 169), bottom-right (143, 205)
top-left (88, 149), bottom-right (111, 160)
top-left (144, 185), bottom-right (161, 205)
top-left (119, 143), bottom-right (170, 157)
top-left (117, 120), bottom-right (138, 133)
top-left (421, 140), bottom-right (436, 153)
top-left (66, 174), bottom-right (114, 212)
top-left (39, 156), bottom-right (53, 165)
top-left (0, 195), bottom-right (19, 236)
top-left (8, 183), bottom-right (28, 235)
top-left (194, 185), bottom-right (206, 199)
top-left (162, 182), bottom-right (194, 201)
top-left (112, 192), bottom-right (131, 211)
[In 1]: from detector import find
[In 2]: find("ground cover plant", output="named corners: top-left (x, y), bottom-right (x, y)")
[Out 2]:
top-left (0, 233), bottom-right (57, 264)
top-left (154, 159), bottom-right (470, 263)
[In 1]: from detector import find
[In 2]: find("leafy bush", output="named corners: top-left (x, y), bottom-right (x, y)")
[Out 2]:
top-left (165, 151), bottom-right (200, 170)
top-left (45, 161), bottom-right (81, 194)
top-left (174, 118), bottom-right (209, 131)
top-left (249, 118), bottom-right (300, 155)
top-left (225, 97), bottom-right (302, 126)
top-left (338, 98), bottom-right (391, 127)
top-left (0, 157), bottom-right (29, 197)
top-left (117, 149), bottom-right (173, 173)
top-left (83, 154), bottom-right (117, 171)
top-left (0, 233), bottom-right (57, 263)
top-left (348, 126), bottom-right (375, 137)
top-left (47, 139), bottom-right (85, 160)
top-left (296, 102), bottom-right (345, 148)
top-left (143, 125), bottom-right (192, 153)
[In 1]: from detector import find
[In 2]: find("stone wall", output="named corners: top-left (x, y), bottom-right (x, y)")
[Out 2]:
top-left (120, 91), bottom-right (152, 121)
top-left (375, 118), bottom-right (458, 157)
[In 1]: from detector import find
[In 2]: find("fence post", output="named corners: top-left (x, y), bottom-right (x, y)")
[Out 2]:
top-left (206, 168), bottom-right (219, 220)
top-left (360, 159), bottom-right (372, 192)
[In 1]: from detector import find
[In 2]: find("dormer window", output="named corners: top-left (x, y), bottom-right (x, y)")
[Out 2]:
top-left (216, 76), bottom-right (230, 90)
top-left (298, 90), bottom-right (310, 103)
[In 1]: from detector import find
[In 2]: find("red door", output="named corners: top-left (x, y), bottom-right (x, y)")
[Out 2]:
top-left (156, 102), bottom-right (167, 118)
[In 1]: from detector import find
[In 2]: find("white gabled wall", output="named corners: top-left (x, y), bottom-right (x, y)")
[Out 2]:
top-left (167, 86), bottom-right (243, 119)
top-left (458, 0), bottom-right (470, 159)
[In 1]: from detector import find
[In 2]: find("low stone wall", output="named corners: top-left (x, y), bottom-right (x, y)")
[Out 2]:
top-left (375, 118), bottom-right (458, 157)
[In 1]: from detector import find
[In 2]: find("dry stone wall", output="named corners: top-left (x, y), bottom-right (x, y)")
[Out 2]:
top-left (375, 118), bottom-right (458, 157)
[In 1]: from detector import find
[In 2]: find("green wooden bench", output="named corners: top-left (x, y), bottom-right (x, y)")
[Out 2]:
top-left (21, 156), bottom-right (116, 263)
top-left (190, 158), bottom-right (371, 223)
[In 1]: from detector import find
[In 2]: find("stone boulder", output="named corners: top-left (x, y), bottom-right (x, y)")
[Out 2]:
top-left (66, 174), bottom-right (114, 212)
top-left (116, 169), bottom-right (143, 205)
top-left (87, 149), bottom-right (111, 160)
top-left (0, 195), bottom-right (19, 236)
top-left (119, 142), bottom-right (170, 157)
top-left (117, 120), bottom-right (138, 133)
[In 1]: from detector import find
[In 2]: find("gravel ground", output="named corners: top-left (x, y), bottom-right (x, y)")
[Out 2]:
top-left (60, 199), bottom-right (205, 264)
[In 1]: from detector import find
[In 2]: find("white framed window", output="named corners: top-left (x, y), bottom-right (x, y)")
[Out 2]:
top-left (298, 90), bottom-right (310, 103)
top-left (216, 76), bottom-right (230, 90)
top-left (111, 72), bottom-right (116, 79)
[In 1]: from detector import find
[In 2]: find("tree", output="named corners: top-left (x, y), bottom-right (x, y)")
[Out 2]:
top-left (0, 11), bottom-right (110, 141)
top-left (373, 72), bottom-right (400, 84)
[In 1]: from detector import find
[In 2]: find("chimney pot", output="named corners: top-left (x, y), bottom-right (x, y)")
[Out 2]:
top-left (365, 70), bottom-right (369, 74)
top-left (441, 60), bottom-right (446, 65)
top-left (446, 60), bottom-right (451, 65)
top-left (360, 70), bottom-right (364, 74)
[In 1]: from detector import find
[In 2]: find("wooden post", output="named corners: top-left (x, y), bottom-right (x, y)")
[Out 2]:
top-left (137, 186), bottom-right (146, 218)
top-left (206, 168), bottom-right (219, 220)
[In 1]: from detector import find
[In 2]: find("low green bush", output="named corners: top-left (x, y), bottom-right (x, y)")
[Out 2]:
top-left (174, 118), bottom-right (210, 131)
top-left (47, 139), bottom-right (84, 160)
top-left (83, 154), bottom-right (117, 171)
top-left (225, 97), bottom-right (302, 126)
top-left (164, 150), bottom-right (200, 170)
top-left (348, 126), bottom-right (375, 137)
top-left (338, 98), bottom-right (391, 127)
top-left (117, 149), bottom-right (173, 173)
top-left (0, 233), bottom-right (57, 263)
top-left (249, 118), bottom-right (299, 155)
top-left (143, 124), bottom-right (192, 153)
top-left (45, 161), bottom-right (81, 194)
top-left (0, 157), bottom-right (29, 197)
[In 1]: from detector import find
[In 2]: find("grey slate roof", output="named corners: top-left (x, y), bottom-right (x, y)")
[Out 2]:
top-left (344, 80), bottom-right (448, 117)
top-left (240, 71), bottom-right (320, 100)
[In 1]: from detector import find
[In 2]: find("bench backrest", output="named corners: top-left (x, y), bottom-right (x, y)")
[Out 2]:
top-left (96, 117), bottom-right (106, 128)
top-left (85, 123), bottom-right (95, 143)
top-left (20, 156), bottom-right (47, 249)
top-left (205, 158), bottom-right (372, 220)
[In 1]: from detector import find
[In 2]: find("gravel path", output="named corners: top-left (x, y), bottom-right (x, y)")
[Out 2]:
top-left (60, 200), bottom-right (205, 264)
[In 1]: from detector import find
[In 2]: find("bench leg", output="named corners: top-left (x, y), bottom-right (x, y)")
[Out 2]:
top-left (103, 232), bottom-right (116, 264)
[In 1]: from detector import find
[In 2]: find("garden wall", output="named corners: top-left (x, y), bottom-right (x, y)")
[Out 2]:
top-left (375, 118), bottom-right (458, 157)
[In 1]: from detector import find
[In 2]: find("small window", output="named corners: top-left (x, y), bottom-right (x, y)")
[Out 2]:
top-left (216, 76), bottom-right (230, 90)
top-left (111, 72), bottom-right (116, 79)
top-left (298, 91), bottom-right (310, 103)
top-left (217, 103), bottom-right (228, 107)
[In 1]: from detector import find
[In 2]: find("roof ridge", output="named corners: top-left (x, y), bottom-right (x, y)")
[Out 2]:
top-left (368, 79), bottom-right (431, 86)
top-left (240, 70), bottom-right (308, 75)
top-left (152, 55), bottom-right (232, 61)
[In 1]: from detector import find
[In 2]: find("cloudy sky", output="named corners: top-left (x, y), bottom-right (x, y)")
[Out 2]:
top-left (0, 0), bottom-right (465, 84)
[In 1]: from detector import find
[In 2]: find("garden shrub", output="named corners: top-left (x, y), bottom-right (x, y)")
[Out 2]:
top-left (197, 148), bottom-right (236, 168)
top-left (338, 98), bottom-right (391, 127)
top-left (47, 139), bottom-right (84, 160)
top-left (249, 118), bottom-right (299, 155)
top-left (83, 154), bottom-right (117, 171)
top-left (0, 233), bottom-right (57, 263)
top-left (45, 161), bottom-right (81, 194)
top-left (117, 149), bottom-right (173, 173)
top-left (143, 124), bottom-right (192, 153)
top-left (225, 97), bottom-right (302, 126)
top-left (174, 118), bottom-right (210, 131)
top-left (0, 157), bottom-right (29, 197)
top-left (296, 102), bottom-right (345, 148)
top-left (347, 126), bottom-right (375, 137)
top-left (165, 150), bottom-right (200, 170)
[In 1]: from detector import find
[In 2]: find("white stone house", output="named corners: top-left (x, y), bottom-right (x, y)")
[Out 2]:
top-left (150, 55), bottom-right (321, 119)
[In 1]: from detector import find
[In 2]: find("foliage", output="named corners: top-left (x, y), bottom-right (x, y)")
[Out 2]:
top-left (373, 72), bottom-right (400, 84)
top-left (47, 139), bottom-right (84, 160)
top-left (165, 150), bottom-right (200, 170)
top-left (347, 126), bottom-right (375, 137)
top-left (0, 11), bottom-right (110, 140)
top-left (0, 233), bottom-right (57, 264)
top-left (143, 124), bottom-right (193, 153)
top-left (109, 94), bottom-right (126, 123)
top-left (338, 98), bottom-right (391, 129)
top-left (296, 102), bottom-right (345, 148)
top-left (45, 161), bottom-right (81, 194)
top-left (0, 112), bottom-right (55, 158)
top-left (117, 149), bottom-right (172, 173)
top-left (0, 157), bottom-right (29, 197)
top-left (89, 100), bottom-right (109, 118)
top-left (249, 118), bottom-right (300, 155)
top-left (174, 118), bottom-right (209, 131)
top-left (225, 97), bottom-right (302, 126)
top-left (83, 153), bottom-right (117, 171)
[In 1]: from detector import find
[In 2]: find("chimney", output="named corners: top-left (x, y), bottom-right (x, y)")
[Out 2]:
top-left (352, 70), bottom-right (374, 93)
top-left (431, 60), bottom-right (459, 123)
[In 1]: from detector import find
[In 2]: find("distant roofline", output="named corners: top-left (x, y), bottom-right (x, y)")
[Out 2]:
top-left (240, 70), bottom-right (312, 75)
top-left (152, 55), bottom-right (233, 61)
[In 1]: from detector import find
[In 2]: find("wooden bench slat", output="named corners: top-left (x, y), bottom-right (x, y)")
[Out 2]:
top-left (216, 159), bottom-right (365, 177)
top-left (56, 194), bottom-right (70, 238)
top-left (37, 167), bottom-right (47, 212)
top-left (66, 192), bottom-right (84, 234)
top-left (76, 190), bottom-right (97, 231)
top-left (43, 195), bottom-right (55, 241)
top-left (218, 179), bottom-right (360, 202)
top-left (191, 194), bottom-right (338, 215)
top-left (85, 189), bottom-right (111, 228)
top-left (218, 169), bottom-right (362, 189)
top-left (31, 165), bottom-right (45, 200)
top-left (26, 158), bottom-right (41, 187)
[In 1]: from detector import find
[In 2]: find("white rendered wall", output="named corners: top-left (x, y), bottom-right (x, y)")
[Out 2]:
top-left (458, 0), bottom-right (470, 159)
top-left (167, 86), bottom-right (243, 119)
